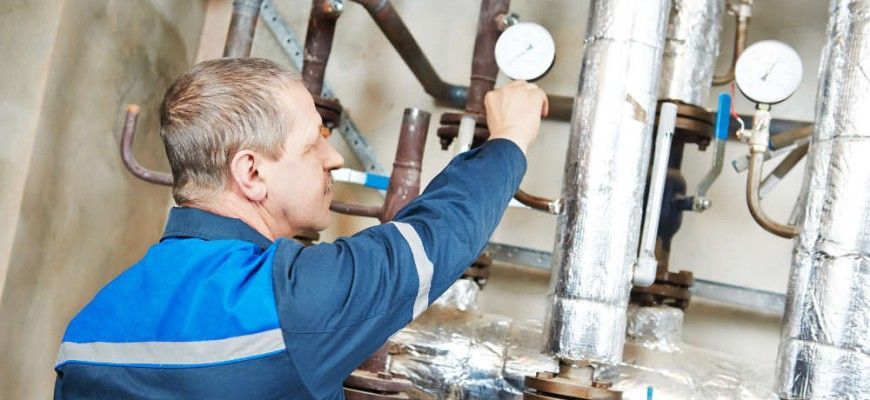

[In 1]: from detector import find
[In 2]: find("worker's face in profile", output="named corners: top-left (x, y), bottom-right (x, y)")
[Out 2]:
top-left (259, 84), bottom-right (344, 235)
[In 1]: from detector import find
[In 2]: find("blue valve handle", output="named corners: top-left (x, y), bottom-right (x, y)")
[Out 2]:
top-left (715, 92), bottom-right (731, 141)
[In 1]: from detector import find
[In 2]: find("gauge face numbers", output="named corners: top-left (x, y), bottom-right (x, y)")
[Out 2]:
top-left (495, 22), bottom-right (556, 81)
top-left (735, 40), bottom-right (803, 104)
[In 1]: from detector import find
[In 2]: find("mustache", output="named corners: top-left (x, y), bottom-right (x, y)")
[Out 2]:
top-left (324, 175), bottom-right (334, 195)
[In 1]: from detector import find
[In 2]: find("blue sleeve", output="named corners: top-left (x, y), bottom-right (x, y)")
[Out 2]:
top-left (271, 139), bottom-right (526, 395)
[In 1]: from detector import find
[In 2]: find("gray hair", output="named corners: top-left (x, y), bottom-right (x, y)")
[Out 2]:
top-left (159, 57), bottom-right (302, 204)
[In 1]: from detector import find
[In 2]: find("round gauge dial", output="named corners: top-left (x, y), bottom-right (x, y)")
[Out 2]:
top-left (495, 22), bottom-right (556, 81)
top-left (735, 40), bottom-right (803, 104)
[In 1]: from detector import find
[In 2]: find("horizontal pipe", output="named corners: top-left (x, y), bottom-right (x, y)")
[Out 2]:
top-left (329, 200), bottom-right (382, 218)
top-left (513, 190), bottom-right (560, 214)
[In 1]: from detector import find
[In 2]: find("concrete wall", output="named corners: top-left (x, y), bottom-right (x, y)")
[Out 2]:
top-left (230, 0), bottom-right (826, 373)
top-left (0, 1), bottom-right (206, 398)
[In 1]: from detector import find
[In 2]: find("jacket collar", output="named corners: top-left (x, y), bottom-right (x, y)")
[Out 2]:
top-left (161, 207), bottom-right (273, 249)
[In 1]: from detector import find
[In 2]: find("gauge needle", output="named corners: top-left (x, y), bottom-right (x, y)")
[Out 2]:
top-left (761, 58), bottom-right (782, 81)
top-left (508, 43), bottom-right (534, 64)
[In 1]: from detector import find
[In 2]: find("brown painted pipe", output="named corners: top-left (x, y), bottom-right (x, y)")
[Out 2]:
top-left (355, 108), bottom-right (431, 377)
top-left (349, 0), bottom-right (467, 109)
top-left (381, 108), bottom-right (431, 222)
top-left (466, 0), bottom-right (510, 115)
top-left (120, 105), bottom-right (173, 186)
top-left (329, 200), bottom-right (382, 218)
top-left (223, 0), bottom-right (264, 58)
top-left (302, 0), bottom-right (343, 95)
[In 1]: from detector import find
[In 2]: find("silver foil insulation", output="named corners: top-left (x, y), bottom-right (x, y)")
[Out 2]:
top-left (390, 302), bottom-right (773, 399)
top-left (775, 0), bottom-right (870, 398)
top-left (389, 280), bottom-right (559, 399)
top-left (658, 0), bottom-right (724, 105)
top-left (545, 0), bottom-right (671, 364)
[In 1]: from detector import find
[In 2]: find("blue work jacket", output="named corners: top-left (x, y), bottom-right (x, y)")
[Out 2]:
top-left (54, 139), bottom-right (526, 399)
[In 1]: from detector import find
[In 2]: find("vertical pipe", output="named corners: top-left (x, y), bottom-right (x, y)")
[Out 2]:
top-left (381, 108), bottom-right (431, 222)
top-left (658, 0), bottom-right (724, 106)
top-left (544, 0), bottom-right (671, 364)
top-left (466, 0), bottom-right (510, 115)
top-left (775, 0), bottom-right (870, 397)
top-left (223, 0), bottom-right (264, 58)
top-left (302, 0), bottom-right (343, 96)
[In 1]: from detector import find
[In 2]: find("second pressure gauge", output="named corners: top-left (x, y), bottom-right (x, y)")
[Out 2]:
top-left (735, 40), bottom-right (803, 105)
top-left (495, 22), bottom-right (556, 81)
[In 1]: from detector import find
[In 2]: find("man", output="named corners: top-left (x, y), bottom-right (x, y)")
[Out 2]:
top-left (54, 57), bottom-right (547, 399)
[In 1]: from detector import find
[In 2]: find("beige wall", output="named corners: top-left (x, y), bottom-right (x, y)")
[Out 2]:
top-left (0, 1), bottom-right (206, 398)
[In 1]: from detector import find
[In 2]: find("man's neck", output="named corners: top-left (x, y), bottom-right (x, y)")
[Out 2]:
top-left (184, 195), bottom-right (281, 241)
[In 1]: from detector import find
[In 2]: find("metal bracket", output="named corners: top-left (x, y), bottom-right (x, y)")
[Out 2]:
top-left (260, 0), bottom-right (386, 175)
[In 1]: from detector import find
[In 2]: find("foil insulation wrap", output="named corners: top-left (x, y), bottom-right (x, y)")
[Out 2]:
top-left (390, 304), bottom-right (774, 399)
top-left (388, 307), bottom-right (558, 399)
top-left (432, 279), bottom-right (480, 311)
top-left (775, 1), bottom-right (870, 398)
top-left (546, 0), bottom-right (671, 364)
top-left (599, 306), bottom-right (775, 399)
top-left (658, 0), bottom-right (724, 105)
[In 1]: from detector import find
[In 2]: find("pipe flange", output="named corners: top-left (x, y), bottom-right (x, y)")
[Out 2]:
top-left (314, 96), bottom-right (343, 128)
top-left (524, 372), bottom-right (622, 400)
top-left (656, 101), bottom-right (714, 150)
top-left (630, 269), bottom-right (694, 309)
top-left (437, 112), bottom-right (488, 150)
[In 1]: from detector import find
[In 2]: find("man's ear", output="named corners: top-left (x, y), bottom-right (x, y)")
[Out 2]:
top-left (229, 150), bottom-right (268, 202)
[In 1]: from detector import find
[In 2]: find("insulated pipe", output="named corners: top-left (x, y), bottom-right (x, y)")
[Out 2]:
top-left (775, 0), bottom-right (870, 397)
top-left (545, 0), bottom-right (671, 364)
top-left (223, 0), bottom-right (264, 58)
top-left (301, 0), bottom-right (343, 96)
top-left (659, 0), bottom-right (724, 106)
top-left (120, 105), bottom-right (173, 186)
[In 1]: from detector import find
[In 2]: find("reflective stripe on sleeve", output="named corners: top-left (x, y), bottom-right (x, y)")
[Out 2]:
top-left (55, 328), bottom-right (285, 368)
top-left (390, 222), bottom-right (434, 318)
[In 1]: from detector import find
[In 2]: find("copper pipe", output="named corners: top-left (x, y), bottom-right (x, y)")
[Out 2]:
top-left (329, 200), bottom-right (382, 218)
top-left (223, 0), bottom-right (264, 58)
top-left (120, 105), bottom-right (173, 186)
top-left (381, 108), bottom-right (431, 222)
top-left (349, 0), bottom-right (467, 109)
top-left (302, 0), bottom-right (342, 95)
top-left (712, 10), bottom-right (749, 86)
top-left (746, 151), bottom-right (798, 238)
top-left (466, 0), bottom-right (510, 115)
top-left (514, 189), bottom-right (560, 214)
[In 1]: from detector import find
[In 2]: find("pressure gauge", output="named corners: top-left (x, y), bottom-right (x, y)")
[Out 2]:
top-left (735, 40), bottom-right (803, 104)
top-left (495, 22), bottom-right (556, 81)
